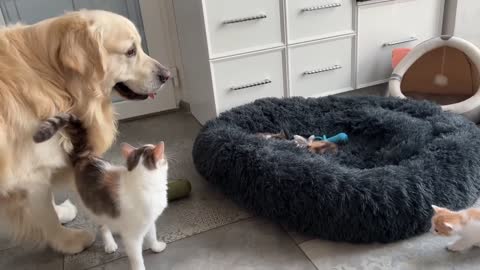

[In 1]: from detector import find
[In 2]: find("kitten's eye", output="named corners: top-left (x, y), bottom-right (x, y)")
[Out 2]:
top-left (126, 46), bottom-right (137, 57)
top-left (434, 229), bottom-right (439, 233)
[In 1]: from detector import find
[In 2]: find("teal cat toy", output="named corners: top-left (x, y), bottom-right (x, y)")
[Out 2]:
top-left (315, 132), bottom-right (349, 144)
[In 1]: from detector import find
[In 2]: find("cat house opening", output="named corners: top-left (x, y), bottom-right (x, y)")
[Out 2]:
top-left (402, 46), bottom-right (479, 105)
top-left (388, 36), bottom-right (480, 122)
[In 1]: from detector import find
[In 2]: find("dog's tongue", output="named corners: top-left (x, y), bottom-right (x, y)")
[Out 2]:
top-left (148, 93), bottom-right (156, 99)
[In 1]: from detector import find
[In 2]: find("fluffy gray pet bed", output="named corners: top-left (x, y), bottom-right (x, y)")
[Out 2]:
top-left (192, 96), bottom-right (480, 243)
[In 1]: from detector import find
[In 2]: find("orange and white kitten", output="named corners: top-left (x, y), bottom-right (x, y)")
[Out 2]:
top-left (431, 205), bottom-right (480, 252)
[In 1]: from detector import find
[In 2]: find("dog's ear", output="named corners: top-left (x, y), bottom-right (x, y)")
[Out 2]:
top-left (58, 17), bottom-right (105, 80)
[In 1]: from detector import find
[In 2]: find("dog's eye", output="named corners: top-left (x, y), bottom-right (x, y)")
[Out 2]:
top-left (126, 47), bottom-right (137, 57)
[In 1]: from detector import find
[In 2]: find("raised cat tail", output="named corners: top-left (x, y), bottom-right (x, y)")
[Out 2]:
top-left (33, 112), bottom-right (92, 165)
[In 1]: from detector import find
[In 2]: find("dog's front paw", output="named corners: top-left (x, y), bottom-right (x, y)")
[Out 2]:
top-left (104, 241), bottom-right (118, 254)
top-left (50, 228), bottom-right (94, 254)
top-left (150, 241), bottom-right (166, 253)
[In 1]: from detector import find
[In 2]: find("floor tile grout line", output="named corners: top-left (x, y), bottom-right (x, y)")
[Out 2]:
top-left (82, 215), bottom-right (256, 270)
top-left (0, 243), bottom-right (58, 253)
top-left (281, 227), bottom-right (319, 270)
top-left (0, 246), bottom-right (16, 253)
top-left (160, 214), bottom-right (255, 245)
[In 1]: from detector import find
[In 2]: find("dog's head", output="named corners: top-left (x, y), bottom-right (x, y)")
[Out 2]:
top-left (47, 10), bottom-right (170, 100)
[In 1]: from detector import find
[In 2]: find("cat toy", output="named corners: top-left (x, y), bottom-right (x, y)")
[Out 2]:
top-left (294, 133), bottom-right (348, 154)
top-left (295, 132), bottom-right (349, 146)
top-left (314, 132), bottom-right (349, 144)
top-left (167, 179), bottom-right (192, 201)
top-left (433, 46), bottom-right (449, 87)
top-left (258, 129), bottom-right (348, 153)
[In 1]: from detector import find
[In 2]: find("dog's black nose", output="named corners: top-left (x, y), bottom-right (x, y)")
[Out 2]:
top-left (158, 69), bottom-right (171, 84)
top-left (159, 74), bottom-right (170, 83)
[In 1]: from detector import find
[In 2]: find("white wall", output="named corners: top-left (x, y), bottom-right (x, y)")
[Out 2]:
top-left (453, 0), bottom-right (480, 47)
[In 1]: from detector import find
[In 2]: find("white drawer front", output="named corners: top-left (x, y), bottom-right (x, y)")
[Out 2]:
top-left (203, 0), bottom-right (283, 58)
top-left (357, 0), bottom-right (443, 87)
top-left (289, 37), bottom-right (353, 97)
top-left (212, 50), bottom-right (286, 113)
top-left (286, 0), bottom-right (353, 44)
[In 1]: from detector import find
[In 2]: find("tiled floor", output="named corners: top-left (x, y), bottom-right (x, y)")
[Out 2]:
top-left (3, 85), bottom-right (480, 270)
top-left (88, 219), bottom-right (316, 270)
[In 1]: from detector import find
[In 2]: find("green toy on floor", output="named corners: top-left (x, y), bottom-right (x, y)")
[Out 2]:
top-left (167, 179), bottom-right (192, 201)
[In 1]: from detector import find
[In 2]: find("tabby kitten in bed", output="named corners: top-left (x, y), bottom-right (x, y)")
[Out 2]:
top-left (431, 205), bottom-right (480, 252)
top-left (258, 131), bottom-right (337, 154)
top-left (33, 113), bottom-right (168, 270)
top-left (257, 130), bottom-right (288, 140)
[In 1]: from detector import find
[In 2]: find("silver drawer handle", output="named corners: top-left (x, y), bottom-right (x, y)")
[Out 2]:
top-left (230, 79), bottom-right (272, 91)
top-left (383, 37), bottom-right (418, 47)
top-left (301, 3), bottom-right (342, 12)
top-left (303, 65), bottom-right (342, 76)
top-left (223, 14), bottom-right (267, 25)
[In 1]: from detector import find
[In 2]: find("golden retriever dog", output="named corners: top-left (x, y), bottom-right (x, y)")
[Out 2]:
top-left (0, 10), bottom-right (171, 254)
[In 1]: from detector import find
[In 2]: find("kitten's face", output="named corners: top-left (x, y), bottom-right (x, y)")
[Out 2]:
top-left (431, 205), bottom-right (463, 236)
top-left (121, 142), bottom-right (167, 171)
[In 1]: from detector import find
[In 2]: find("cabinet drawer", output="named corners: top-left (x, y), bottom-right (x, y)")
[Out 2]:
top-left (357, 0), bottom-right (443, 87)
top-left (203, 0), bottom-right (283, 58)
top-left (289, 37), bottom-right (353, 97)
top-left (286, 0), bottom-right (353, 43)
top-left (211, 50), bottom-right (286, 113)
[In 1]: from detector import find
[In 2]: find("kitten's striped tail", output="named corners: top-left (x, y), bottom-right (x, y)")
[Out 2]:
top-left (33, 113), bottom-right (91, 165)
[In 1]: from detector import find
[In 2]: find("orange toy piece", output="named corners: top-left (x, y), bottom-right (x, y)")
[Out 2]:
top-left (392, 48), bottom-right (412, 68)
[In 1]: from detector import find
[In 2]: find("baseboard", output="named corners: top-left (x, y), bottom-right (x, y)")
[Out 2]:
top-left (178, 100), bottom-right (191, 112)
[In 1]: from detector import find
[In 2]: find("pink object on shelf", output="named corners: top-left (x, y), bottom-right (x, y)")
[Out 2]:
top-left (392, 48), bottom-right (412, 68)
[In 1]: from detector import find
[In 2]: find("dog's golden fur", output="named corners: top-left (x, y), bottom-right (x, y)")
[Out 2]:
top-left (0, 10), bottom-right (170, 253)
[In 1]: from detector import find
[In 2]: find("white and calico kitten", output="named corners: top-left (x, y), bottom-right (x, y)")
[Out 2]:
top-left (431, 205), bottom-right (480, 252)
top-left (33, 113), bottom-right (168, 270)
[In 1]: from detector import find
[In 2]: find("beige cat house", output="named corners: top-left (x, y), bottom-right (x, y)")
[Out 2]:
top-left (388, 36), bottom-right (480, 122)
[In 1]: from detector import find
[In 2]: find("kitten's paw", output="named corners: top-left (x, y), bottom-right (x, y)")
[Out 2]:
top-left (447, 245), bottom-right (462, 252)
top-left (150, 241), bottom-right (166, 253)
top-left (55, 199), bottom-right (78, 224)
top-left (104, 241), bottom-right (118, 254)
top-left (447, 243), bottom-right (471, 252)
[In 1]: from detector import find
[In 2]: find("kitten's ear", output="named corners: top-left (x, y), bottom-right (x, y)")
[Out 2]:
top-left (153, 142), bottom-right (165, 161)
top-left (444, 222), bottom-right (459, 232)
top-left (294, 135), bottom-right (308, 147)
top-left (121, 143), bottom-right (136, 158)
top-left (432, 205), bottom-right (443, 213)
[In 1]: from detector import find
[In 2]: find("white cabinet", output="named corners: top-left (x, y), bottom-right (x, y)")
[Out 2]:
top-left (357, 0), bottom-right (444, 88)
top-left (174, 0), bottom-right (444, 124)
top-left (286, 0), bottom-right (354, 44)
top-left (212, 49), bottom-right (286, 112)
top-left (289, 36), bottom-right (353, 97)
top-left (204, 0), bottom-right (284, 58)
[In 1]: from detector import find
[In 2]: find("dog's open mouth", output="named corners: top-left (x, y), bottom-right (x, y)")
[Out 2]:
top-left (114, 82), bottom-right (156, 100)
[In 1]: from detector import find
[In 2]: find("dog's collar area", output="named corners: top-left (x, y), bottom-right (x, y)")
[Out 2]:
top-left (113, 82), bottom-right (149, 100)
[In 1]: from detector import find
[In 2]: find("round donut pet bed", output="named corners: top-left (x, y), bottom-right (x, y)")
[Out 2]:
top-left (193, 96), bottom-right (480, 243)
